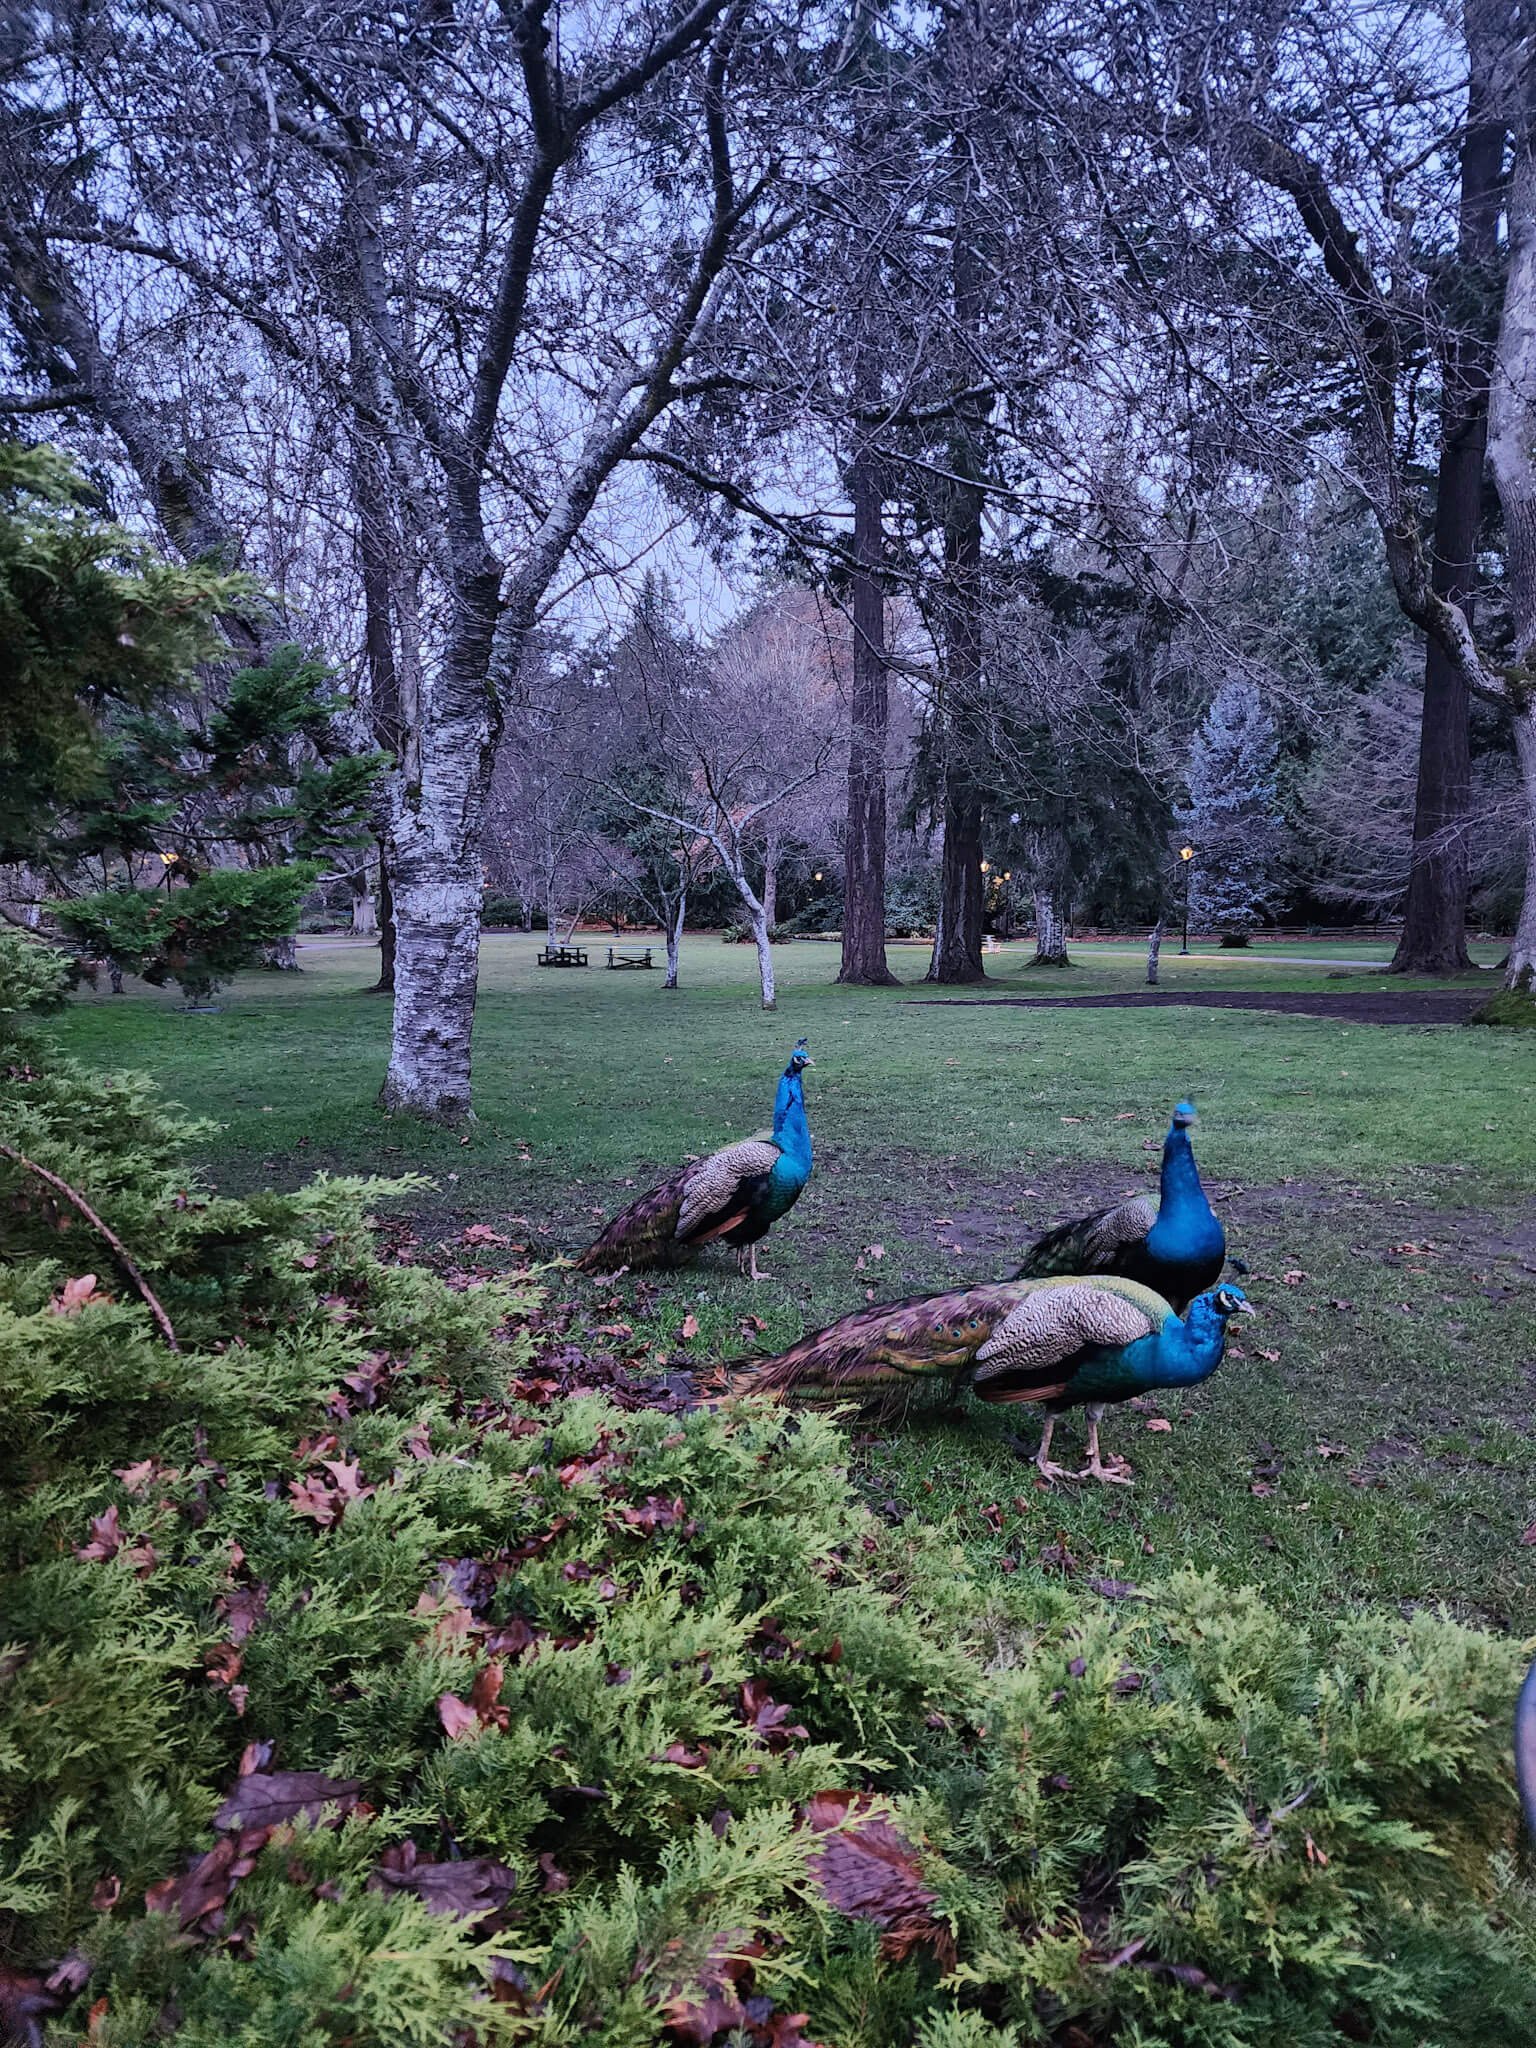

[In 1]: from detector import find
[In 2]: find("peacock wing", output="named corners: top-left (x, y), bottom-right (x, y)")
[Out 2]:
top-left (1013, 1197), bottom-right (1157, 1280)
top-left (676, 1138), bottom-right (783, 1242)
top-left (733, 1282), bottom-right (1030, 1401)
top-left (972, 1278), bottom-right (1165, 1398)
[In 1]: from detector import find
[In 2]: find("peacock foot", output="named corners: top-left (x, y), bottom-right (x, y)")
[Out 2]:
top-left (1078, 1454), bottom-right (1134, 1486)
top-left (1006, 1436), bottom-right (1080, 1483)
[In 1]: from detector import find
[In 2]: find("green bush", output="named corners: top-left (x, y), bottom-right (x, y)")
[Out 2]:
top-left (482, 895), bottom-right (536, 929)
top-left (0, 926), bottom-right (73, 1018)
top-left (1, 1045), bottom-right (1533, 2045)
top-left (56, 863), bottom-right (319, 1004)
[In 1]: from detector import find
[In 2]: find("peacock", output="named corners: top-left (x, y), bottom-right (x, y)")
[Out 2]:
top-left (728, 1274), bottom-right (1254, 1483)
top-left (1518, 1660), bottom-right (1536, 1840)
top-left (576, 1041), bottom-right (813, 1280)
top-left (1014, 1100), bottom-right (1227, 1312)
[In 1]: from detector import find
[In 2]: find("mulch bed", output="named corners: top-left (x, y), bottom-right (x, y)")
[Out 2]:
top-left (908, 989), bottom-right (1488, 1026)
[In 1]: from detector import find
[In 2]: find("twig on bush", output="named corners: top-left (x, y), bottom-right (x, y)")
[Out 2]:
top-left (0, 1141), bottom-right (180, 1351)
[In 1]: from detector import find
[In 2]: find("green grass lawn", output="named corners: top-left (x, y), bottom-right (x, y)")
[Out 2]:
top-left (49, 931), bottom-right (1536, 1636)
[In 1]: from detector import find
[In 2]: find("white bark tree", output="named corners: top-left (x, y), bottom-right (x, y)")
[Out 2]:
top-left (595, 588), bottom-right (841, 1007)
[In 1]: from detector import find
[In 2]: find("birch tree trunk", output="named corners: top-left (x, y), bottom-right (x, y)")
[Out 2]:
top-left (378, 582), bottom-right (501, 1121)
top-left (723, 859), bottom-right (776, 1008)
top-left (665, 892), bottom-right (685, 988)
top-left (350, 871), bottom-right (377, 935)
top-left (1031, 888), bottom-right (1069, 966)
top-left (750, 905), bottom-right (777, 1009)
top-left (1146, 921), bottom-right (1164, 985)
top-left (761, 846), bottom-right (779, 930)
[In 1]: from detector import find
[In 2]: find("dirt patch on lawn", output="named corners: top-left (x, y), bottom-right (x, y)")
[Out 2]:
top-left (909, 989), bottom-right (1487, 1026)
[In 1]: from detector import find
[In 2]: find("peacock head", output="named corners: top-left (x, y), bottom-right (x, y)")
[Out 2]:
top-left (1171, 1100), bottom-right (1198, 1129)
top-left (785, 1039), bottom-right (813, 1076)
top-left (1184, 1283), bottom-right (1254, 1342)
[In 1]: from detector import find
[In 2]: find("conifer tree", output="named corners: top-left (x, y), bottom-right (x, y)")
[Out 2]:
top-left (1178, 678), bottom-right (1286, 946)
top-left (1, 440), bottom-right (382, 998)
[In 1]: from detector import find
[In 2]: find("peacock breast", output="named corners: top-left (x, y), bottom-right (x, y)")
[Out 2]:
top-left (754, 1147), bottom-right (810, 1222)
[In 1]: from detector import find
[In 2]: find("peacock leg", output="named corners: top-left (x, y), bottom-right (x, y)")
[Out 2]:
top-left (1032, 1414), bottom-right (1078, 1484)
top-left (1078, 1406), bottom-right (1134, 1486)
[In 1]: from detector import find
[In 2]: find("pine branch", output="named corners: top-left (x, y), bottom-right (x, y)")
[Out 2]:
top-left (0, 1142), bottom-right (180, 1351)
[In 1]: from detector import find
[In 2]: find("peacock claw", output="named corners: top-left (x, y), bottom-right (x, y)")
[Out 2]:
top-left (1035, 1460), bottom-right (1081, 1484)
top-left (1079, 1456), bottom-right (1135, 1486)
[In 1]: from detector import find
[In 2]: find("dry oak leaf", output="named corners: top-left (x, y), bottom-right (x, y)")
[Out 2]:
top-left (204, 1644), bottom-right (243, 1690)
top-left (437, 1693), bottom-right (482, 1741)
top-left (803, 1791), bottom-right (954, 1965)
top-left (211, 1770), bottom-right (360, 1832)
top-left (75, 1506), bottom-right (123, 1562)
top-left (0, 1966), bottom-right (68, 2044)
top-left (1143, 1418), bottom-right (1173, 1434)
top-left (739, 1678), bottom-right (808, 1752)
top-left (679, 1312), bottom-right (700, 1341)
top-left (50, 1273), bottom-right (111, 1315)
top-left (373, 1841), bottom-right (517, 1922)
top-left (147, 1828), bottom-right (271, 1931)
top-left (461, 1223), bottom-right (510, 1246)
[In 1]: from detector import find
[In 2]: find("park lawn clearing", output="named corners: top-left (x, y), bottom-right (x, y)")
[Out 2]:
top-left (45, 932), bottom-right (1536, 1637)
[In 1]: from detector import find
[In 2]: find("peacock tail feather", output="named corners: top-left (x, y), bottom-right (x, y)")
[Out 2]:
top-left (574, 1165), bottom-right (695, 1272)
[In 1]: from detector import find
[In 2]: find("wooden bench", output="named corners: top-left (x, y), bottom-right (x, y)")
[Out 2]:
top-left (606, 946), bottom-right (653, 970)
top-left (537, 944), bottom-right (589, 967)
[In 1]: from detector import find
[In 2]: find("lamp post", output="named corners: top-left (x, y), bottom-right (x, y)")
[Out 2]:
top-left (158, 851), bottom-right (176, 895)
top-left (1178, 845), bottom-right (1194, 955)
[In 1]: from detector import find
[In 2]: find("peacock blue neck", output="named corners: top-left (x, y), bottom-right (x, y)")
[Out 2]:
top-left (772, 1069), bottom-right (812, 1171)
top-left (1147, 1117), bottom-right (1222, 1260)
top-left (1152, 1295), bottom-right (1231, 1387)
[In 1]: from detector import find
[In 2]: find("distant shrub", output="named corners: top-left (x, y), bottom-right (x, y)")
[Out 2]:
top-left (481, 894), bottom-right (533, 928)
top-left (57, 864), bottom-right (319, 1004)
top-left (0, 925), bottom-right (73, 1017)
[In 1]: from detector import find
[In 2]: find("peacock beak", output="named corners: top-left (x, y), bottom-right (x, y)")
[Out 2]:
top-left (1234, 1299), bottom-right (1257, 1315)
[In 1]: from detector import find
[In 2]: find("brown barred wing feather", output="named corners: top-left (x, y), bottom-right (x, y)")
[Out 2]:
top-left (676, 1138), bottom-right (782, 1242)
top-left (973, 1281), bottom-right (1162, 1392)
top-left (1013, 1197), bottom-right (1157, 1280)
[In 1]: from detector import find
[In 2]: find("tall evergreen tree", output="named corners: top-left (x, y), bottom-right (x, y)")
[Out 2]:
top-left (1178, 679), bottom-right (1286, 946)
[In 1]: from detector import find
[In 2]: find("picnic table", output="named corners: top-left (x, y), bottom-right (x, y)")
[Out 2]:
top-left (537, 943), bottom-right (589, 967)
top-left (606, 946), bottom-right (653, 969)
